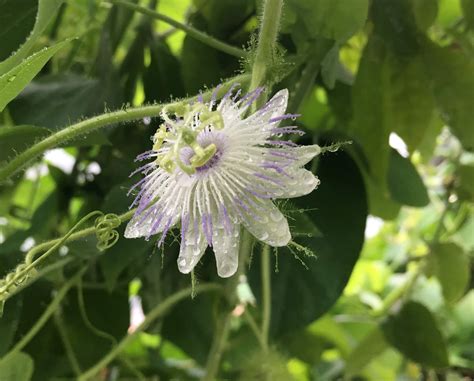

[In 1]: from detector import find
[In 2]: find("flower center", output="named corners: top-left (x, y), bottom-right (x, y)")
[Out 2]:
top-left (152, 103), bottom-right (225, 175)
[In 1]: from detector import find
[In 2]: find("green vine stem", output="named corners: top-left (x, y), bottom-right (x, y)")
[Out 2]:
top-left (0, 212), bottom-right (102, 305)
top-left (54, 308), bottom-right (82, 376)
top-left (106, 0), bottom-right (248, 58)
top-left (77, 283), bottom-right (222, 381)
top-left (203, 228), bottom-right (254, 381)
top-left (203, 1), bottom-right (285, 378)
top-left (0, 74), bottom-right (249, 182)
top-left (249, 0), bottom-right (284, 93)
top-left (261, 244), bottom-right (271, 351)
top-left (202, 312), bottom-right (234, 381)
top-left (3, 266), bottom-right (87, 359)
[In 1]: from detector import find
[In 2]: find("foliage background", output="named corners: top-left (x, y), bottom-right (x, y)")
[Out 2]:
top-left (0, 0), bottom-right (473, 380)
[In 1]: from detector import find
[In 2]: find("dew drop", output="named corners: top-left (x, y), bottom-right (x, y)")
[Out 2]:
top-left (291, 116), bottom-right (297, 121)
top-left (260, 232), bottom-right (269, 240)
top-left (327, 145), bottom-right (339, 152)
top-left (192, 246), bottom-right (201, 256)
top-left (270, 210), bottom-right (283, 222)
top-left (179, 258), bottom-right (187, 267)
top-left (7, 75), bottom-right (16, 82)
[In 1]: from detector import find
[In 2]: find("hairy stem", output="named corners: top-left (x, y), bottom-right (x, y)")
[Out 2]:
top-left (249, 0), bottom-right (284, 93)
top-left (261, 244), bottom-right (271, 351)
top-left (107, 0), bottom-right (247, 58)
top-left (202, 312), bottom-right (233, 381)
top-left (77, 284), bottom-right (222, 381)
top-left (243, 309), bottom-right (266, 349)
top-left (0, 74), bottom-right (249, 182)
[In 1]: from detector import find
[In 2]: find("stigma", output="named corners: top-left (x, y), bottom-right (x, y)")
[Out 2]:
top-left (153, 103), bottom-right (225, 175)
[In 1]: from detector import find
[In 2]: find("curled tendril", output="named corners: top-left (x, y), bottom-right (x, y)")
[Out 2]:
top-left (95, 213), bottom-right (121, 251)
top-left (0, 263), bottom-right (38, 305)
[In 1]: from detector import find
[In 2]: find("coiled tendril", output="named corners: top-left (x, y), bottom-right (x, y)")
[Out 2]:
top-left (95, 213), bottom-right (121, 251)
top-left (0, 211), bottom-right (124, 316)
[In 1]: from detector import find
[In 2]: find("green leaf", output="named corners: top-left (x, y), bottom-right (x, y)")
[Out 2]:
top-left (372, 0), bottom-right (421, 56)
top-left (422, 41), bottom-right (474, 150)
top-left (0, 296), bottom-right (22, 356)
top-left (0, 0), bottom-right (64, 75)
top-left (162, 287), bottom-right (217, 364)
top-left (250, 148), bottom-right (368, 336)
top-left (456, 165), bottom-right (474, 202)
top-left (382, 301), bottom-right (449, 368)
top-left (144, 38), bottom-right (185, 103)
top-left (195, 0), bottom-right (255, 38)
top-left (99, 234), bottom-right (155, 291)
top-left (351, 36), bottom-right (392, 185)
top-left (428, 242), bottom-right (470, 304)
top-left (390, 56), bottom-right (438, 152)
top-left (8, 73), bottom-right (120, 133)
top-left (285, 0), bottom-right (369, 42)
top-left (452, 215), bottom-right (474, 252)
top-left (387, 149), bottom-right (430, 207)
top-left (0, 0), bottom-right (38, 61)
top-left (0, 125), bottom-right (50, 163)
top-left (345, 327), bottom-right (389, 377)
top-left (412, 0), bottom-right (439, 30)
top-left (0, 39), bottom-right (71, 112)
top-left (180, 12), bottom-right (239, 93)
top-left (365, 173), bottom-right (402, 219)
top-left (0, 352), bottom-right (34, 381)
top-left (462, 0), bottom-right (474, 28)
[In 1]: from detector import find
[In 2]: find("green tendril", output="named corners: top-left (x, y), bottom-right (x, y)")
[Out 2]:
top-left (95, 213), bottom-right (121, 251)
top-left (0, 210), bottom-right (127, 313)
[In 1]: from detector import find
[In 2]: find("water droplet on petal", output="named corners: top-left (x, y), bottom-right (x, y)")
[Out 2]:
top-left (179, 258), bottom-right (187, 267)
top-left (270, 210), bottom-right (283, 222)
top-left (260, 232), bottom-right (269, 240)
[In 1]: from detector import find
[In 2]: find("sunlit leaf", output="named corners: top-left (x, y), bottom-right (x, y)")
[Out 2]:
top-left (382, 301), bottom-right (449, 368)
top-left (0, 0), bottom-right (64, 75)
top-left (0, 39), bottom-right (71, 112)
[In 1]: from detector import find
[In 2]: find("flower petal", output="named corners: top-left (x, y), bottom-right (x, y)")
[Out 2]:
top-left (124, 206), bottom-right (180, 239)
top-left (278, 169), bottom-right (320, 199)
top-left (177, 220), bottom-right (207, 274)
top-left (241, 200), bottom-right (291, 247)
top-left (213, 224), bottom-right (240, 277)
top-left (241, 89), bottom-right (289, 129)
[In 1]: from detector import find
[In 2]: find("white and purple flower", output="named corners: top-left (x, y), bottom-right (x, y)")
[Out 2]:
top-left (125, 86), bottom-right (321, 277)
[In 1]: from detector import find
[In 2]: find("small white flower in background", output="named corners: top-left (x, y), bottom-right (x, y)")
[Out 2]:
top-left (125, 86), bottom-right (322, 277)
top-left (128, 295), bottom-right (145, 334)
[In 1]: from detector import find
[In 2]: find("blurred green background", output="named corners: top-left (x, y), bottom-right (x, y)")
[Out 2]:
top-left (0, 0), bottom-right (473, 380)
